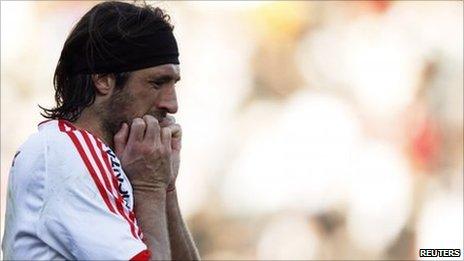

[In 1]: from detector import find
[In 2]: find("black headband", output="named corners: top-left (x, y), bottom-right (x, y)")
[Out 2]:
top-left (66, 29), bottom-right (179, 75)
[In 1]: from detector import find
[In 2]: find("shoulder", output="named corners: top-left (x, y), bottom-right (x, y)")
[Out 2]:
top-left (10, 119), bottom-right (64, 176)
top-left (8, 128), bottom-right (47, 191)
top-left (14, 130), bottom-right (46, 166)
top-left (17, 120), bottom-right (102, 191)
top-left (39, 120), bottom-right (78, 151)
top-left (42, 120), bottom-right (117, 196)
top-left (38, 120), bottom-right (105, 170)
top-left (47, 120), bottom-right (111, 174)
top-left (39, 120), bottom-right (103, 180)
top-left (12, 120), bottom-right (104, 177)
top-left (9, 120), bottom-right (79, 184)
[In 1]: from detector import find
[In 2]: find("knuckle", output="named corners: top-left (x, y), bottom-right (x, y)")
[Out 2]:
top-left (132, 143), bottom-right (143, 152)
top-left (134, 118), bottom-right (145, 124)
top-left (153, 119), bottom-right (160, 128)
top-left (134, 141), bottom-right (153, 152)
top-left (152, 146), bottom-right (162, 154)
top-left (143, 114), bottom-right (154, 120)
top-left (114, 133), bottom-right (124, 140)
top-left (142, 146), bottom-right (155, 155)
top-left (143, 115), bottom-right (156, 124)
top-left (133, 118), bottom-right (145, 125)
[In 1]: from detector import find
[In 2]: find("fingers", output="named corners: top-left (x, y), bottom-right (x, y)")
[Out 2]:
top-left (163, 124), bottom-right (181, 151)
top-left (167, 124), bottom-right (182, 139)
top-left (159, 114), bottom-right (176, 128)
top-left (143, 115), bottom-right (161, 146)
top-left (161, 127), bottom-right (172, 154)
top-left (126, 115), bottom-right (177, 154)
top-left (128, 118), bottom-right (146, 146)
top-left (114, 122), bottom-right (129, 157)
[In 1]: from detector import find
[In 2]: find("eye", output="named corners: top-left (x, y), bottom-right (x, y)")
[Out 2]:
top-left (149, 80), bottom-right (164, 90)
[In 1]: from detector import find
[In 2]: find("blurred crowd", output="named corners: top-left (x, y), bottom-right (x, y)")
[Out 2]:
top-left (1, 1), bottom-right (463, 260)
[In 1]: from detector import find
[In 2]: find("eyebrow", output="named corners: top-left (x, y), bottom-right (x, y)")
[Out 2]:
top-left (149, 74), bottom-right (181, 82)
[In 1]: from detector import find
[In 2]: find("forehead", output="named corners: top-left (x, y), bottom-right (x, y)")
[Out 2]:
top-left (134, 64), bottom-right (180, 79)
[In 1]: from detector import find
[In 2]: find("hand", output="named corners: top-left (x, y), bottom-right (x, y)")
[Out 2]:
top-left (161, 116), bottom-right (182, 191)
top-left (114, 115), bottom-right (173, 190)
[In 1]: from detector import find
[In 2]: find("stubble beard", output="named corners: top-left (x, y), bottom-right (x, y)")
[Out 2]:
top-left (98, 89), bottom-right (168, 143)
top-left (99, 88), bottom-right (135, 142)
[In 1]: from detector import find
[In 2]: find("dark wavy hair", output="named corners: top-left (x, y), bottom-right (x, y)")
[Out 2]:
top-left (40, 1), bottom-right (173, 121)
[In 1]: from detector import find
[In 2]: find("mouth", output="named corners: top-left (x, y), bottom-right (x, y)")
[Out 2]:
top-left (146, 110), bottom-right (174, 127)
top-left (159, 115), bottom-right (176, 127)
top-left (126, 112), bottom-right (174, 128)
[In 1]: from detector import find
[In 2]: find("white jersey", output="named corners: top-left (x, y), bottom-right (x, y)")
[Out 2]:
top-left (2, 120), bottom-right (150, 260)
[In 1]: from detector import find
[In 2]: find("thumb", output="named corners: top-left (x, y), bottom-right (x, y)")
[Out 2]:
top-left (114, 122), bottom-right (129, 157)
top-left (170, 124), bottom-right (182, 151)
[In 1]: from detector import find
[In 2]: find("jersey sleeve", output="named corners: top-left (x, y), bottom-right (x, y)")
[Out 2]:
top-left (36, 127), bottom-right (149, 260)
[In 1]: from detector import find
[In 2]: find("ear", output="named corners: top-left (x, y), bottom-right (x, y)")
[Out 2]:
top-left (92, 74), bottom-right (116, 96)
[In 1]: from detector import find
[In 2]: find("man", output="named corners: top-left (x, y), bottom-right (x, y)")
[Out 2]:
top-left (2, 1), bottom-right (200, 260)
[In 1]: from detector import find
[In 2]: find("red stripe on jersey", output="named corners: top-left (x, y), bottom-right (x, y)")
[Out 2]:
top-left (63, 120), bottom-right (77, 130)
top-left (59, 122), bottom-right (116, 214)
top-left (58, 120), bottom-right (66, 132)
top-left (81, 131), bottom-right (138, 239)
top-left (95, 139), bottom-right (141, 239)
top-left (130, 250), bottom-right (151, 261)
top-left (80, 131), bottom-right (115, 198)
top-left (129, 211), bottom-right (143, 238)
top-left (59, 120), bottom-right (142, 239)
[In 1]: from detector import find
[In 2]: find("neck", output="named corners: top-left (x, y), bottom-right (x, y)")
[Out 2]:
top-left (72, 109), bottom-right (114, 149)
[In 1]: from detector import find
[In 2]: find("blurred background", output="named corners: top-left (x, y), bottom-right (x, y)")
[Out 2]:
top-left (1, 1), bottom-right (463, 260)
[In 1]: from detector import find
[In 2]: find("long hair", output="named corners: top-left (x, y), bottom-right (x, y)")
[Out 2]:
top-left (40, 1), bottom-right (173, 121)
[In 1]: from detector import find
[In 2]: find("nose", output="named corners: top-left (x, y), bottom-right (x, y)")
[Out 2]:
top-left (157, 86), bottom-right (178, 114)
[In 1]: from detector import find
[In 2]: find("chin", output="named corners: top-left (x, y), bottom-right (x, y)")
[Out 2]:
top-left (103, 117), bottom-right (127, 137)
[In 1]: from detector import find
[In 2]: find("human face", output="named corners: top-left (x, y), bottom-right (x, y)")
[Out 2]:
top-left (102, 64), bottom-right (180, 136)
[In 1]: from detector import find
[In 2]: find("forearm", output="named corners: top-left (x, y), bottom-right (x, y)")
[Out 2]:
top-left (133, 187), bottom-right (171, 260)
top-left (166, 189), bottom-right (200, 260)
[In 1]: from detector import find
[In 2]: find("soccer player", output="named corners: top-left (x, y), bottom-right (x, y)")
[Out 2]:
top-left (2, 1), bottom-right (200, 260)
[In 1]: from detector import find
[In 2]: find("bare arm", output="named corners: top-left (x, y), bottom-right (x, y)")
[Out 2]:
top-left (166, 188), bottom-right (200, 260)
top-left (133, 186), bottom-right (170, 260)
top-left (114, 116), bottom-right (174, 260)
top-left (163, 118), bottom-right (200, 260)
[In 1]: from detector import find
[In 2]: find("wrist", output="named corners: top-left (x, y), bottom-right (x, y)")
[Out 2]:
top-left (132, 180), bottom-right (169, 192)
